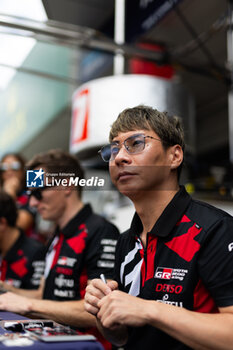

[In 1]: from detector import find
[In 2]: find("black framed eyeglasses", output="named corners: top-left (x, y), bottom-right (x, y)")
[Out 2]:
top-left (26, 187), bottom-right (47, 201)
top-left (99, 133), bottom-right (162, 162)
top-left (27, 184), bottom-right (57, 200)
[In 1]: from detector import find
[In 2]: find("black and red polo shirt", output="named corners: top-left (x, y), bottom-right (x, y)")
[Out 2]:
top-left (0, 229), bottom-right (45, 289)
top-left (114, 186), bottom-right (233, 350)
top-left (43, 204), bottom-right (119, 301)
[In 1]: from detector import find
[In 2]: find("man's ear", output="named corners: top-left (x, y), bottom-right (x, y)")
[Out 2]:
top-left (61, 177), bottom-right (74, 197)
top-left (63, 187), bottom-right (72, 197)
top-left (170, 145), bottom-right (183, 170)
top-left (63, 183), bottom-right (75, 197)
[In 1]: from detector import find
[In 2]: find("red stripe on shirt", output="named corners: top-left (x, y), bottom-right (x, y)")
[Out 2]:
top-left (193, 279), bottom-right (218, 313)
top-left (146, 235), bottom-right (158, 282)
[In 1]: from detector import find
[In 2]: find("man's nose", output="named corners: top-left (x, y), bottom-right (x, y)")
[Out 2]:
top-left (113, 145), bottom-right (131, 164)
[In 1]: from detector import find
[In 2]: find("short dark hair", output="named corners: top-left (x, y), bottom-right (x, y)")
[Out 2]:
top-left (27, 149), bottom-right (85, 197)
top-left (0, 191), bottom-right (18, 227)
top-left (109, 105), bottom-right (185, 178)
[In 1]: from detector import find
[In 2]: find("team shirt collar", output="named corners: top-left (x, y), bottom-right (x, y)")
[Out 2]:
top-left (129, 186), bottom-right (191, 238)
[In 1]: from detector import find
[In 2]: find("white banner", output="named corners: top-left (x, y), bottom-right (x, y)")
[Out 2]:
top-left (70, 74), bottom-right (194, 156)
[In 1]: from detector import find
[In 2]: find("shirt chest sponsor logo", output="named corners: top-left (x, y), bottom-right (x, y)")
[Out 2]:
top-left (55, 274), bottom-right (74, 288)
top-left (57, 256), bottom-right (77, 267)
top-left (157, 294), bottom-right (183, 307)
top-left (32, 261), bottom-right (45, 269)
top-left (54, 289), bottom-right (75, 298)
top-left (156, 283), bottom-right (183, 294)
top-left (155, 267), bottom-right (188, 281)
top-left (56, 267), bottom-right (73, 275)
top-left (97, 238), bottom-right (117, 269)
top-left (32, 260), bottom-right (45, 276)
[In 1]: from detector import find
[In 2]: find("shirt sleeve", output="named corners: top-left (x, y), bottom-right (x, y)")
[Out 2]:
top-left (85, 219), bottom-right (119, 280)
top-left (198, 216), bottom-right (233, 307)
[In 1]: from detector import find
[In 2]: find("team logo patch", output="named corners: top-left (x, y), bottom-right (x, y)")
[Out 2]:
top-left (155, 267), bottom-right (173, 279)
top-left (57, 256), bottom-right (76, 267)
top-left (155, 267), bottom-right (188, 281)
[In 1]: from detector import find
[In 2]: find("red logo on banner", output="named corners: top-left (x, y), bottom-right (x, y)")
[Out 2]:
top-left (71, 89), bottom-right (90, 146)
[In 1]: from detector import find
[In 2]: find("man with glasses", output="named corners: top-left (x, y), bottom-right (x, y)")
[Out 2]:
top-left (0, 150), bottom-right (119, 347)
top-left (85, 105), bottom-right (233, 350)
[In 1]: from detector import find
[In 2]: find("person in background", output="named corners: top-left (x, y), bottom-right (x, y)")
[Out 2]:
top-left (0, 190), bottom-right (45, 289)
top-left (0, 150), bottom-right (119, 350)
top-left (0, 153), bottom-right (37, 240)
top-left (85, 105), bottom-right (233, 350)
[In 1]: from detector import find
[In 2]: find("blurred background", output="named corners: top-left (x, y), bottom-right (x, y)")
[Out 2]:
top-left (0, 0), bottom-right (232, 232)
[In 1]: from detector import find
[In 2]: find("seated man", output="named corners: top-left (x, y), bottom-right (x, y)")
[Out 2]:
top-left (85, 105), bottom-right (233, 350)
top-left (0, 150), bottom-right (119, 349)
top-left (0, 153), bottom-right (37, 239)
top-left (0, 191), bottom-right (45, 289)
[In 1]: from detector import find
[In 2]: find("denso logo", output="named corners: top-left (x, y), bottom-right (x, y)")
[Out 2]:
top-left (155, 267), bottom-right (173, 279)
top-left (156, 283), bottom-right (183, 294)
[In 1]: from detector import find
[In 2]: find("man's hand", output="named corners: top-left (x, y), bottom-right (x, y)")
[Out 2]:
top-left (84, 279), bottom-right (118, 316)
top-left (97, 290), bottom-right (150, 329)
top-left (85, 280), bottom-right (128, 347)
top-left (0, 292), bottom-right (32, 314)
top-left (0, 281), bottom-right (9, 292)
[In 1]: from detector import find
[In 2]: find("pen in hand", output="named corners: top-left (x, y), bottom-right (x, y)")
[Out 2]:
top-left (100, 273), bottom-right (107, 284)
